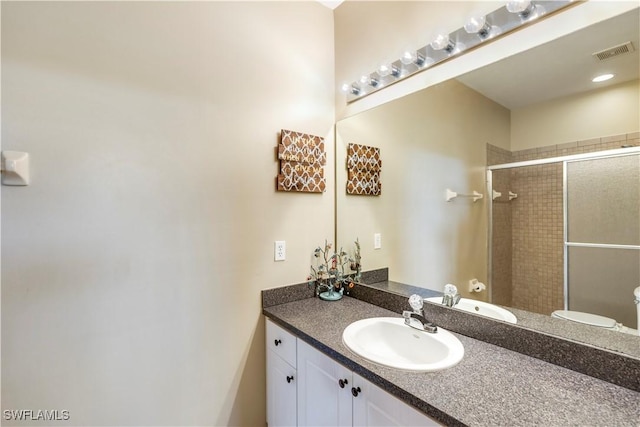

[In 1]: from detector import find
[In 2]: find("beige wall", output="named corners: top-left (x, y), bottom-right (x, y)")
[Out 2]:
top-left (511, 79), bottom-right (640, 151)
top-left (1, 2), bottom-right (334, 426)
top-left (336, 80), bottom-right (510, 295)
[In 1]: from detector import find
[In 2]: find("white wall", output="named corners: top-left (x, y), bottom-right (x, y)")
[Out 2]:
top-left (1, 2), bottom-right (334, 426)
top-left (511, 79), bottom-right (640, 150)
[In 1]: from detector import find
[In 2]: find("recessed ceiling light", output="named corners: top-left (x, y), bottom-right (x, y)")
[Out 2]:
top-left (592, 73), bottom-right (615, 83)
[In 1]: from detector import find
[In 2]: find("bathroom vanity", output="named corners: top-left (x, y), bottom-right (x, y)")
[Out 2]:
top-left (262, 286), bottom-right (640, 426)
top-left (267, 317), bottom-right (439, 426)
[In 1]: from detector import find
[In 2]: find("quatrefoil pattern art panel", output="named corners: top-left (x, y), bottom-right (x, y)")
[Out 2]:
top-left (346, 143), bottom-right (381, 196)
top-left (277, 129), bottom-right (326, 193)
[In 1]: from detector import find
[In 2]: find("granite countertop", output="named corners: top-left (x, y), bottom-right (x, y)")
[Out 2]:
top-left (263, 296), bottom-right (640, 427)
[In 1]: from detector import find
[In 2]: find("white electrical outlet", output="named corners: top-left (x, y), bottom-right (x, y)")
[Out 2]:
top-left (274, 241), bottom-right (286, 261)
top-left (374, 233), bottom-right (381, 249)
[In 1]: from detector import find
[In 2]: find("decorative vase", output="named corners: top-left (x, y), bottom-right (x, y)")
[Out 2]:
top-left (319, 285), bottom-right (342, 301)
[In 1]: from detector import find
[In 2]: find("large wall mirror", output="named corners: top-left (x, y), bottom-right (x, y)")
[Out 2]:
top-left (336, 5), bottom-right (640, 358)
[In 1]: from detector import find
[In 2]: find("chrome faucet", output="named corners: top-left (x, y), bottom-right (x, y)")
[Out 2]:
top-left (403, 294), bottom-right (438, 333)
top-left (402, 311), bottom-right (438, 333)
top-left (442, 284), bottom-right (461, 308)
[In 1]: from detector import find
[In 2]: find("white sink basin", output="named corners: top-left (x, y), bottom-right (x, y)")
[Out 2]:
top-left (426, 297), bottom-right (517, 324)
top-left (342, 317), bottom-right (464, 372)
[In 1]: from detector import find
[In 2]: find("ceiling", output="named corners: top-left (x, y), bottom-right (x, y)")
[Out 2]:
top-left (316, 0), bottom-right (344, 10)
top-left (456, 7), bottom-right (640, 109)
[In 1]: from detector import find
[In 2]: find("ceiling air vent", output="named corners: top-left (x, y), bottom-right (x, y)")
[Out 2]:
top-left (592, 41), bottom-right (635, 61)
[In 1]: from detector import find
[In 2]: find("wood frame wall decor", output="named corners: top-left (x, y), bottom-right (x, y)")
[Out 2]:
top-left (346, 143), bottom-right (381, 196)
top-left (276, 129), bottom-right (326, 193)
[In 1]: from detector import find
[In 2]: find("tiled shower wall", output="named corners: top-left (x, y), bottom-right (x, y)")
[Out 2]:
top-left (509, 163), bottom-right (564, 314)
top-left (487, 132), bottom-right (639, 315)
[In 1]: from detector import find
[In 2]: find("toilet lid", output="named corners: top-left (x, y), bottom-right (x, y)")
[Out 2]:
top-left (551, 310), bottom-right (617, 328)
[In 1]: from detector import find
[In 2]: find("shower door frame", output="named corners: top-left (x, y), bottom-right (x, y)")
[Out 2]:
top-left (562, 151), bottom-right (640, 311)
top-left (486, 146), bottom-right (640, 310)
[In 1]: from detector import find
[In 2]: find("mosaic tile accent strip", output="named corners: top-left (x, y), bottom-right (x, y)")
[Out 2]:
top-left (511, 132), bottom-right (639, 162)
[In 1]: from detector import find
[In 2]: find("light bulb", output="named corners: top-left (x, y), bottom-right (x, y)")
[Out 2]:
top-left (506, 0), bottom-right (538, 18)
top-left (431, 33), bottom-right (455, 52)
top-left (359, 74), bottom-right (379, 88)
top-left (343, 83), bottom-right (360, 96)
top-left (506, 0), bottom-right (531, 13)
top-left (378, 64), bottom-right (391, 77)
top-left (400, 50), bottom-right (417, 65)
top-left (464, 15), bottom-right (496, 39)
top-left (464, 15), bottom-right (486, 34)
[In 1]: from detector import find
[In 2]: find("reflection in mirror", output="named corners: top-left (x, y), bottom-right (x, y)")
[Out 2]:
top-left (489, 150), bottom-right (639, 332)
top-left (336, 6), bottom-right (640, 357)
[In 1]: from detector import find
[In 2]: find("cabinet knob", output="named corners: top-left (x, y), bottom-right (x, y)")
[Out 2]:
top-left (286, 375), bottom-right (294, 384)
top-left (274, 339), bottom-right (282, 346)
top-left (351, 386), bottom-right (361, 397)
top-left (338, 378), bottom-right (349, 388)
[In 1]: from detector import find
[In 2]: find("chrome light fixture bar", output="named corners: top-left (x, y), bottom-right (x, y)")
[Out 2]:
top-left (343, 0), bottom-right (574, 103)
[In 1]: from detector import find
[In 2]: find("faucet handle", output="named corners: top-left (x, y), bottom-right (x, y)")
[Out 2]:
top-left (444, 284), bottom-right (459, 296)
top-left (442, 284), bottom-right (461, 307)
top-left (408, 294), bottom-right (424, 311)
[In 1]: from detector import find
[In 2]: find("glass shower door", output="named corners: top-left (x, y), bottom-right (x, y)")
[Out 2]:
top-left (565, 153), bottom-right (640, 328)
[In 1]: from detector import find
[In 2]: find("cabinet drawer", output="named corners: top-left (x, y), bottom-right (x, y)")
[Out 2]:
top-left (266, 318), bottom-right (296, 367)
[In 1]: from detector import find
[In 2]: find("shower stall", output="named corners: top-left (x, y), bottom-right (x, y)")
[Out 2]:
top-left (487, 148), bottom-right (640, 328)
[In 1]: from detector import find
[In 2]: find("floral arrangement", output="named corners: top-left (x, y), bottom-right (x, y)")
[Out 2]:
top-left (308, 239), bottom-right (361, 300)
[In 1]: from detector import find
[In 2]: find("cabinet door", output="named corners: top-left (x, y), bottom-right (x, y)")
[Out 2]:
top-left (266, 318), bottom-right (297, 367)
top-left (297, 340), bottom-right (352, 427)
top-left (267, 348), bottom-right (297, 427)
top-left (352, 373), bottom-right (441, 427)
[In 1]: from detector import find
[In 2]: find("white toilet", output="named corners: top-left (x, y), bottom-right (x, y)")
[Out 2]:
top-left (551, 310), bottom-right (616, 327)
top-left (552, 287), bottom-right (640, 336)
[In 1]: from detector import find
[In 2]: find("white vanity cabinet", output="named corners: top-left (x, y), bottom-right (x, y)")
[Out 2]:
top-left (266, 318), bottom-right (441, 427)
top-left (351, 372), bottom-right (441, 426)
top-left (297, 339), bottom-right (353, 426)
top-left (266, 319), bottom-right (297, 427)
top-left (296, 339), bottom-right (441, 427)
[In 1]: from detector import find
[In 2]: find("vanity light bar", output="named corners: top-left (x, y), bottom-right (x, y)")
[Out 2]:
top-left (342, 0), bottom-right (573, 103)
